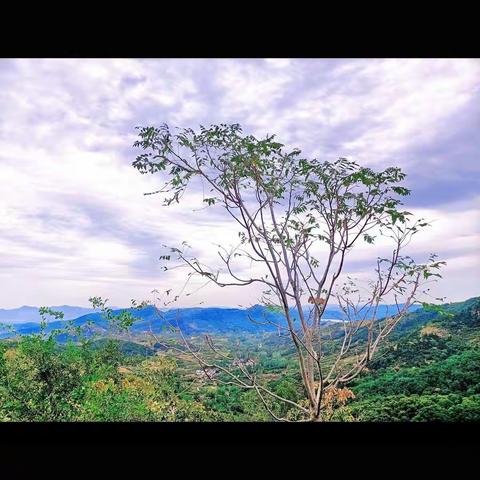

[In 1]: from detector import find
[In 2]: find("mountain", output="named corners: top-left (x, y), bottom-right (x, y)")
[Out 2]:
top-left (0, 302), bottom-right (421, 337)
top-left (2, 305), bottom-right (290, 337)
top-left (347, 296), bottom-right (480, 421)
top-left (0, 305), bottom-right (95, 324)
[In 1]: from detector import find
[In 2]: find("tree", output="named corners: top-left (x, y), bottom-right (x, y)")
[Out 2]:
top-left (0, 302), bottom-right (217, 421)
top-left (132, 123), bottom-right (444, 421)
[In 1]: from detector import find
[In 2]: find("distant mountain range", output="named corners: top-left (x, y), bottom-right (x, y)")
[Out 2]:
top-left (0, 303), bottom-right (421, 337)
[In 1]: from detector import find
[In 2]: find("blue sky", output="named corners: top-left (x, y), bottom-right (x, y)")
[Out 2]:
top-left (0, 58), bottom-right (478, 308)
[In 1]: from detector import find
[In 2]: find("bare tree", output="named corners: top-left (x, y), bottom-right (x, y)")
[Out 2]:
top-left (132, 123), bottom-right (445, 421)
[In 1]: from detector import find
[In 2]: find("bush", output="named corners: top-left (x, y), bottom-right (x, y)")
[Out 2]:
top-left (350, 394), bottom-right (480, 422)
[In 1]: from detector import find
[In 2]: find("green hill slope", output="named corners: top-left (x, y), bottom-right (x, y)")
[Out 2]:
top-left (347, 297), bottom-right (480, 421)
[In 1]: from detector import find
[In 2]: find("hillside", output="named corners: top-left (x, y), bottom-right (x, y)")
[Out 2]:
top-left (0, 296), bottom-right (478, 421)
top-left (346, 296), bottom-right (480, 421)
top-left (0, 303), bottom-right (420, 337)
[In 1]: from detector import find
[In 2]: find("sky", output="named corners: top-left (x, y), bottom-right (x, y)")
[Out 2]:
top-left (0, 58), bottom-right (479, 309)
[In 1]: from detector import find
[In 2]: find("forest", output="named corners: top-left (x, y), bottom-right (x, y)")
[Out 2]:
top-left (1, 121), bottom-right (479, 423)
top-left (1, 296), bottom-right (478, 422)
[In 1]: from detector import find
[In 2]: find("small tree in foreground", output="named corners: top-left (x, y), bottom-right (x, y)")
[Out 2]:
top-left (132, 123), bottom-right (445, 421)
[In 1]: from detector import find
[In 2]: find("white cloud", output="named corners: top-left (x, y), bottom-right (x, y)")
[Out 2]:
top-left (264, 58), bottom-right (292, 69)
top-left (0, 58), bottom-right (478, 308)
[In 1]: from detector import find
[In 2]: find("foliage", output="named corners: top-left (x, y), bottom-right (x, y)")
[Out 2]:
top-left (131, 122), bottom-right (445, 421)
top-left (349, 394), bottom-right (480, 422)
top-left (1, 296), bottom-right (478, 422)
top-left (344, 298), bottom-right (480, 421)
top-left (0, 307), bottom-right (214, 421)
top-left (353, 349), bottom-right (480, 398)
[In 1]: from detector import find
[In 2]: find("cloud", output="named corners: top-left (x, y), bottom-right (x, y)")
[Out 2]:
top-left (0, 58), bottom-right (478, 308)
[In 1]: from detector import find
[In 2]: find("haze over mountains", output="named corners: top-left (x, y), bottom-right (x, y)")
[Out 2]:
top-left (0, 303), bottom-right (421, 336)
top-left (0, 305), bottom-right (95, 324)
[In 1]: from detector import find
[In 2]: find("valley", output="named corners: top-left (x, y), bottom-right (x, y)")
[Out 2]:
top-left (1, 297), bottom-right (478, 421)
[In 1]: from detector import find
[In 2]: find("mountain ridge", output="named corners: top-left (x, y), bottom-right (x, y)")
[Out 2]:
top-left (0, 302), bottom-right (424, 337)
